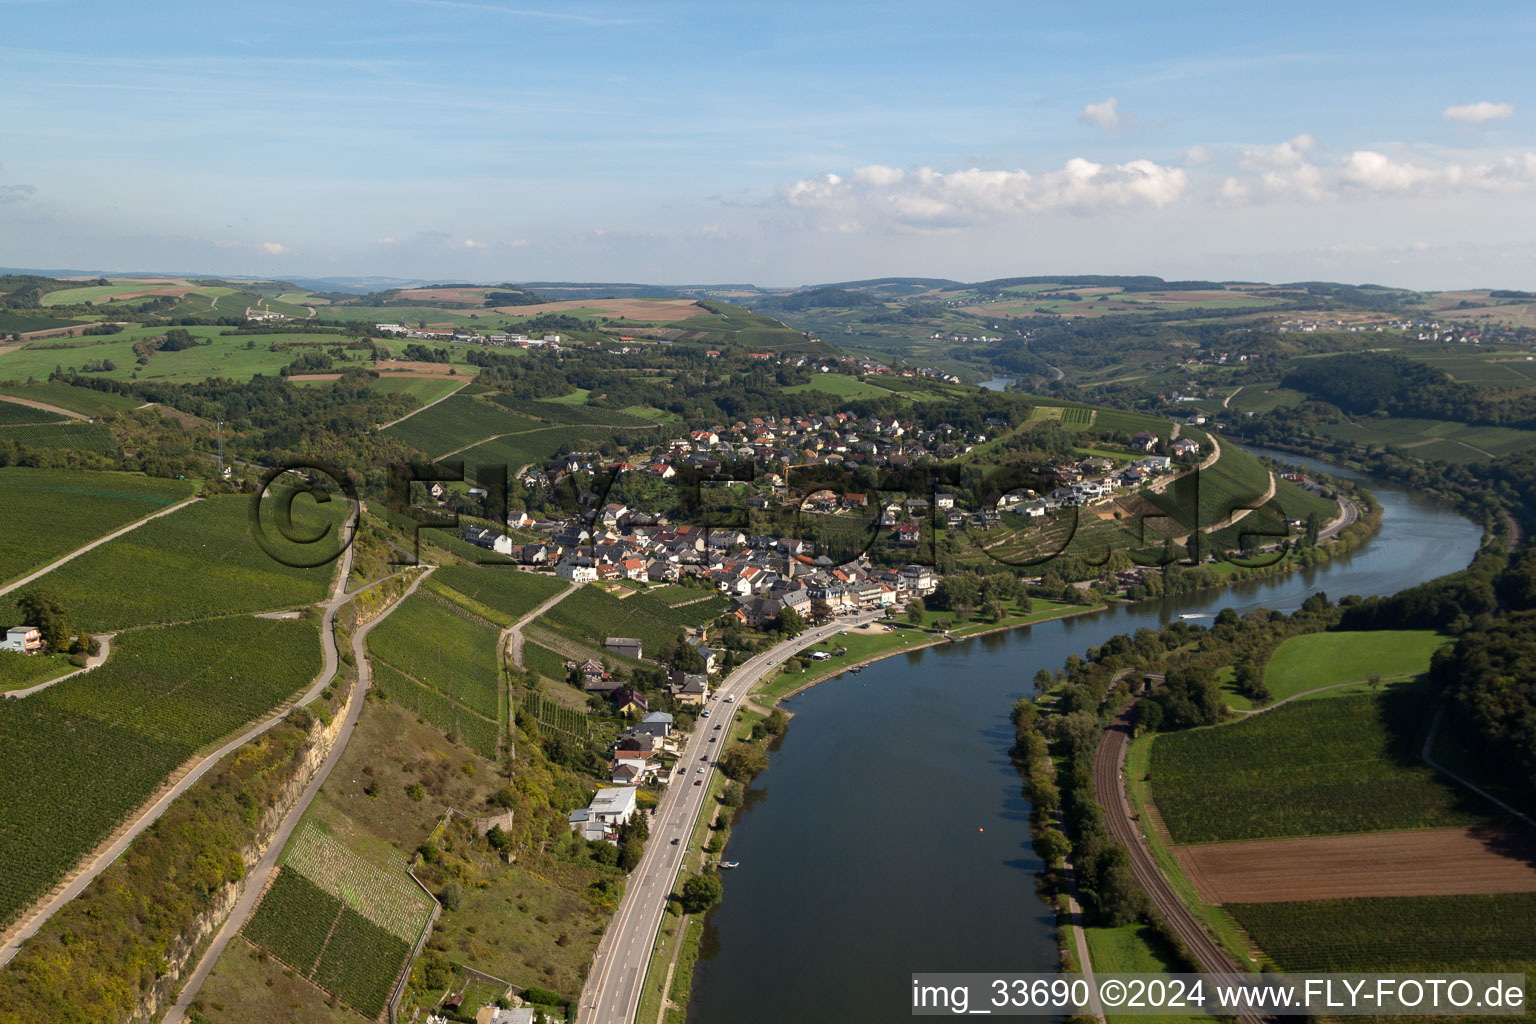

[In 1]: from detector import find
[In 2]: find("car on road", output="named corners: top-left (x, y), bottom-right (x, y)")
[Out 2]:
top-left (724, 695), bottom-right (734, 702)
top-left (709, 736), bottom-right (717, 743)
top-left (697, 767), bottom-right (704, 773)
top-left (693, 780), bottom-right (702, 786)
top-left (671, 837), bottom-right (680, 845)
top-left (701, 709), bottom-right (710, 718)
top-left (714, 724), bottom-right (721, 730)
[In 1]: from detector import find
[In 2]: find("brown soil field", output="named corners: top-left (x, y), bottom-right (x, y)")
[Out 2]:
top-left (395, 287), bottom-right (487, 303)
top-left (489, 297), bottom-right (706, 320)
top-left (1175, 827), bottom-right (1536, 904)
top-left (373, 359), bottom-right (475, 376)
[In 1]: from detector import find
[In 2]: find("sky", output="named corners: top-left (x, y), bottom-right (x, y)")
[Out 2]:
top-left (1, 0), bottom-right (1533, 289)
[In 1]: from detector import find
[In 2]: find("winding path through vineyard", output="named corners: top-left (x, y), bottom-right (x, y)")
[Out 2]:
top-left (161, 564), bottom-right (436, 1024)
top-left (507, 579), bottom-right (576, 669)
top-left (0, 535), bottom-right (355, 967)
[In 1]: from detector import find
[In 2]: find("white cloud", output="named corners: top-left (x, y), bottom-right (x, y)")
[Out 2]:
top-left (1443, 101), bottom-right (1515, 123)
top-left (1079, 97), bottom-right (1132, 131)
top-left (1182, 145), bottom-right (1211, 166)
top-left (259, 241), bottom-right (286, 254)
top-left (0, 183), bottom-right (36, 204)
top-left (1233, 134), bottom-right (1325, 200)
top-left (781, 157), bottom-right (1188, 230)
top-left (463, 238), bottom-right (484, 248)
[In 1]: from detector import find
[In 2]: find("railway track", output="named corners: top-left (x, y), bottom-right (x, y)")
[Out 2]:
top-left (1092, 699), bottom-right (1273, 1024)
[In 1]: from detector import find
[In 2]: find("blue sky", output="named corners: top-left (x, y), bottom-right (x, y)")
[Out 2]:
top-left (1, 0), bottom-right (1533, 287)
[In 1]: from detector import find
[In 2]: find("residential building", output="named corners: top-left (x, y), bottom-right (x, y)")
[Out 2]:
top-left (1, 625), bottom-right (42, 655)
top-left (605, 637), bottom-right (644, 660)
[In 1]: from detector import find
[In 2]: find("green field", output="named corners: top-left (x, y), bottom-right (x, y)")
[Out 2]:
top-left (374, 662), bottom-right (499, 756)
top-left (0, 615), bottom-right (321, 928)
top-left (486, 394), bottom-right (659, 427)
top-left (1262, 630), bottom-right (1449, 701)
top-left (1228, 893), bottom-right (1536, 972)
top-left (1148, 691), bottom-right (1493, 843)
top-left (1314, 415), bottom-right (1536, 461)
top-left (0, 467), bottom-right (196, 585)
top-left (1, 494), bottom-right (343, 630)
top-left (0, 324), bottom-right (379, 384)
top-left (784, 375), bottom-right (895, 400)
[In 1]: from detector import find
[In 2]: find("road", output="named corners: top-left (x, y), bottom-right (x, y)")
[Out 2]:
top-left (578, 611), bottom-right (881, 1024)
top-left (0, 496), bottom-right (201, 600)
top-left (0, 534), bottom-right (355, 967)
top-left (0, 394), bottom-right (91, 421)
top-left (2, 633), bottom-right (111, 699)
top-left (1093, 702), bottom-right (1269, 1024)
top-left (1319, 495), bottom-right (1357, 540)
top-left (376, 377), bottom-right (472, 430)
top-left (160, 565), bottom-right (435, 1024)
top-left (507, 580), bottom-right (576, 669)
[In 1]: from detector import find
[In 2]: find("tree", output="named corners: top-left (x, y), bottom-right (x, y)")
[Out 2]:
top-left (671, 634), bottom-right (705, 673)
top-left (720, 781), bottom-right (746, 807)
top-left (678, 872), bottom-right (723, 914)
top-left (15, 590), bottom-right (68, 649)
top-left (984, 598), bottom-right (1004, 623)
top-left (775, 607), bottom-right (805, 636)
top-left (718, 743), bottom-right (768, 782)
top-left (906, 598), bottom-right (925, 625)
top-left (438, 880), bottom-right (463, 911)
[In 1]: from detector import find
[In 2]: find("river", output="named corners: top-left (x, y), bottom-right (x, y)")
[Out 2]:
top-left (685, 450), bottom-right (1480, 1024)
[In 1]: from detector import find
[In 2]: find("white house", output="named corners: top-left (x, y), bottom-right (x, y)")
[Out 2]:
top-left (556, 557), bottom-right (598, 583)
top-left (568, 787), bottom-right (638, 836)
top-left (462, 527), bottom-right (514, 556)
top-left (1, 625), bottom-right (42, 655)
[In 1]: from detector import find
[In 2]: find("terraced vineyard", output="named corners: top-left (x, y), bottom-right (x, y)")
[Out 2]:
top-left (0, 616), bottom-right (321, 928)
top-left (519, 690), bottom-right (590, 742)
top-left (0, 494), bottom-right (344, 630)
top-left (1149, 691), bottom-right (1494, 843)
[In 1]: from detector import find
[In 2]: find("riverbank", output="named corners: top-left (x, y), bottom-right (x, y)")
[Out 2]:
top-left (755, 602), bottom-right (1111, 709)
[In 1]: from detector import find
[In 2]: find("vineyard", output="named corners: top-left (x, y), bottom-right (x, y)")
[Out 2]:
top-left (0, 616), bottom-right (321, 928)
top-left (1148, 692), bottom-right (1493, 843)
top-left (366, 590), bottom-right (500, 719)
top-left (0, 403), bottom-right (65, 425)
top-left (1227, 893), bottom-right (1536, 972)
top-left (244, 866), bottom-right (416, 1018)
top-left (0, 495), bottom-right (343, 630)
top-left (1058, 405), bottom-right (1093, 428)
top-left (382, 393), bottom-right (540, 458)
top-left (281, 824), bottom-right (434, 941)
top-left (518, 690), bottom-right (590, 743)
top-left (0, 421), bottom-right (118, 453)
top-left (431, 565), bottom-right (568, 625)
top-left (0, 467), bottom-right (195, 585)
top-left (374, 662), bottom-right (499, 757)
top-left (487, 394), bottom-right (658, 428)
top-left (523, 642), bottom-right (568, 682)
top-left (540, 585), bottom-right (726, 656)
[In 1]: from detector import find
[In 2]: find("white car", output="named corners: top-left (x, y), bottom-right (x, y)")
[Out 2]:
top-left (724, 695), bottom-right (734, 702)
top-left (696, 767), bottom-right (704, 774)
